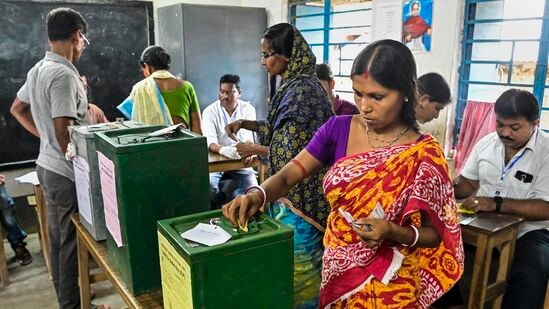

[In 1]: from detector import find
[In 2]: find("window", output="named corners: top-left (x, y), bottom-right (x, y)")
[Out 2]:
top-left (289, 0), bottom-right (372, 101)
top-left (455, 0), bottom-right (549, 142)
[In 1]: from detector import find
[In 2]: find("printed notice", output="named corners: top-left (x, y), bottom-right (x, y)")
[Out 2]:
top-left (97, 151), bottom-right (122, 247)
top-left (159, 232), bottom-right (193, 309)
top-left (373, 0), bottom-right (403, 41)
top-left (73, 156), bottom-right (92, 225)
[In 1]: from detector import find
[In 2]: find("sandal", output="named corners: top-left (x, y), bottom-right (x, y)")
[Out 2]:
top-left (14, 243), bottom-right (32, 266)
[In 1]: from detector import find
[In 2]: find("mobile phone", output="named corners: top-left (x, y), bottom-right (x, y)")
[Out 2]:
top-left (514, 170), bottom-right (533, 183)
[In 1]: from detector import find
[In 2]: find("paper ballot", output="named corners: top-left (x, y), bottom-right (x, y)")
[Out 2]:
top-left (339, 203), bottom-right (386, 231)
top-left (180, 223), bottom-right (232, 247)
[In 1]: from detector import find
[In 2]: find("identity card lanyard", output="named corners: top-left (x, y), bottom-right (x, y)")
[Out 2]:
top-left (500, 151), bottom-right (525, 184)
top-left (499, 129), bottom-right (537, 184)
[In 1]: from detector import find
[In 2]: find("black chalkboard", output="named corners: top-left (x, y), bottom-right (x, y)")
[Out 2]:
top-left (0, 0), bottom-right (153, 167)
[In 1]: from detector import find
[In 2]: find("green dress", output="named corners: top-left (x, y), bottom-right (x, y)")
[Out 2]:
top-left (160, 81), bottom-right (200, 127)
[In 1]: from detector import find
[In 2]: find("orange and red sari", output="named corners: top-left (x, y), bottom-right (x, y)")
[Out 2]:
top-left (319, 135), bottom-right (463, 308)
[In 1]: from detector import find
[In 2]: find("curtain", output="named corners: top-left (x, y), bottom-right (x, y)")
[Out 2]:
top-left (454, 100), bottom-right (496, 175)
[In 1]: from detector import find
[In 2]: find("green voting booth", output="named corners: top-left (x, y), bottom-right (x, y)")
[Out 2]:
top-left (157, 210), bottom-right (294, 309)
top-left (94, 125), bottom-right (210, 295)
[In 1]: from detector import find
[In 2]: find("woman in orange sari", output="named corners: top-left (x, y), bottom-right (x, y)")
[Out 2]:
top-left (223, 39), bottom-right (463, 308)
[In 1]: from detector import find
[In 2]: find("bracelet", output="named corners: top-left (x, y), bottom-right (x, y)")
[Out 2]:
top-left (245, 185), bottom-right (266, 209)
top-left (402, 225), bottom-right (419, 247)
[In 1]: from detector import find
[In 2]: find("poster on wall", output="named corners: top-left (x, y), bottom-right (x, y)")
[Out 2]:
top-left (402, 0), bottom-right (433, 53)
top-left (372, 0), bottom-right (403, 42)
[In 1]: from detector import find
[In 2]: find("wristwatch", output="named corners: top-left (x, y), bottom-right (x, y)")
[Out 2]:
top-left (494, 196), bottom-right (503, 213)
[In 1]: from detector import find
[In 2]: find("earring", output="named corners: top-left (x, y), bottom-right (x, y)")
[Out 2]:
top-left (404, 97), bottom-right (409, 102)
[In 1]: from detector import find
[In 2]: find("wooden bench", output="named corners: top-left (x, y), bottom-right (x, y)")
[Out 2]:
top-left (460, 212), bottom-right (522, 308)
top-left (32, 185), bottom-right (52, 280)
top-left (71, 214), bottom-right (163, 309)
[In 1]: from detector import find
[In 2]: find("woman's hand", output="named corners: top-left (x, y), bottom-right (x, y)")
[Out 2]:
top-left (222, 191), bottom-right (263, 228)
top-left (235, 142), bottom-right (259, 159)
top-left (0, 174), bottom-right (4, 186)
top-left (351, 218), bottom-right (394, 245)
top-left (225, 120), bottom-right (243, 141)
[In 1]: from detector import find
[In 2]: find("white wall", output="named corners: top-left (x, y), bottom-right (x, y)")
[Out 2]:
top-left (412, 0), bottom-right (464, 154)
top-left (150, 0), bottom-right (288, 42)
top-left (148, 0), bottom-right (464, 152)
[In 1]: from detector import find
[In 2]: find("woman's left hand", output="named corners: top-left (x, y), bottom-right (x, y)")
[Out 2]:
top-left (351, 218), bottom-right (394, 244)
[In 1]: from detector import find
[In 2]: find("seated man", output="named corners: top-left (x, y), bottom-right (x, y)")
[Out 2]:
top-left (315, 63), bottom-right (359, 115)
top-left (454, 89), bottom-right (549, 308)
top-left (0, 174), bottom-right (32, 266)
top-left (202, 74), bottom-right (258, 208)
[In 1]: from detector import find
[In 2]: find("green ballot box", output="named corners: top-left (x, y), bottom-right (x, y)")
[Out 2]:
top-left (157, 210), bottom-right (294, 309)
top-left (69, 121), bottom-right (144, 241)
top-left (95, 125), bottom-right (210, 295)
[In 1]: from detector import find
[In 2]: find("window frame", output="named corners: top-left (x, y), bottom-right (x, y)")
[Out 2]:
top-left (455, 0), bottom-right (549, 144)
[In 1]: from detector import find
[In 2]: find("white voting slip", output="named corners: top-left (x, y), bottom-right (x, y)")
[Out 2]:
top-left (180, 223), bottom-right (232, 247)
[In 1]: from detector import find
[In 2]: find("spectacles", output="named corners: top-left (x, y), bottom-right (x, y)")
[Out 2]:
top-left (79, 31), bottom-right (90, 46)
top-left (261, 51), bottom-right (278, 60)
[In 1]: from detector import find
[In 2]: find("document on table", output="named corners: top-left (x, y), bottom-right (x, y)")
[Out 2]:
top-left (459, 214), bottom-right (477, 225)
top-left (15, 171), bottom-right (40, 185)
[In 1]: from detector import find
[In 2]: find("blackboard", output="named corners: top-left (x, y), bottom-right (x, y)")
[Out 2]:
top-left (0, 0), bottom-right (153, 167)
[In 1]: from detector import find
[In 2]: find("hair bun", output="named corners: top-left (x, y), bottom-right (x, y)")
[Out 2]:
top-left (158, 51), bottom-right (171, 67)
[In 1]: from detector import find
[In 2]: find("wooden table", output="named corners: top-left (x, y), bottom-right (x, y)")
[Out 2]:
top-left (33, 184), bottom-right (53, 279)
top-left (71, 215), bottom-right (163, 309)
top-left (208, 151), bottom-right (260, 173)
top-left (460, 212), bottom-right (523, 309)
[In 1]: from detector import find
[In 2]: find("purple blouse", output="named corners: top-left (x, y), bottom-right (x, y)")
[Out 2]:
top-left (306, 115), bottom-right (425, 166)
top-left (306, 115), bottom-right (352, 165)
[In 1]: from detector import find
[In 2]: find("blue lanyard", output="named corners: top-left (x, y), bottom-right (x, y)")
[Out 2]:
top-left (499, 129), bottom-right (537, 183)
top-left (500, 151), bottom-right (525, 183)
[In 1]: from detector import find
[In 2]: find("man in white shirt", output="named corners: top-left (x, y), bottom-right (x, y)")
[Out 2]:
top-left (202, 74), bottom-right (258, 208)
top-left (454, 89), bottom-right (549, 308)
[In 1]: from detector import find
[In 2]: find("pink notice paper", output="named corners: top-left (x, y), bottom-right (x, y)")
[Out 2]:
top-left (97, 151), bottom-right (123, 247)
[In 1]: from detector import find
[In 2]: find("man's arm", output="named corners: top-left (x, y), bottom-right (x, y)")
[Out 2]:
top-left (466, 196), bottom-right (549, 221)
top-left (53, 117), bottom-right (73, 153)
top-left (453, 175), bottom-right (479, 199)
top-left (10, 97), bottom-right (39, 137)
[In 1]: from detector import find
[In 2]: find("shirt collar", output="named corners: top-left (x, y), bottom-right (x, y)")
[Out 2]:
top-left (218, 99), bottom-right (242, 112)
top-left (523, 128), bottom-right (540, 152)
top-left (494, 127), bottom-right (539, 156)
top-left (44, 51), bottom-right (79, 75)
